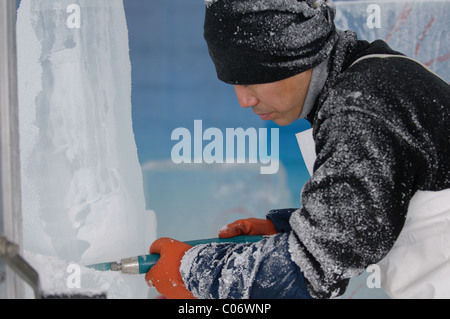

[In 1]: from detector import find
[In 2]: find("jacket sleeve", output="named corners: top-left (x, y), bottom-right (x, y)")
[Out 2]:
top-left (180, 232), bottom-right (313, 299)
top-left (266, 208), bottom-right (297, 232)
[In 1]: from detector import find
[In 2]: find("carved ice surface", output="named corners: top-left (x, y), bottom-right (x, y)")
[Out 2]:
top-left (17, 0), bottom-right (156, 298)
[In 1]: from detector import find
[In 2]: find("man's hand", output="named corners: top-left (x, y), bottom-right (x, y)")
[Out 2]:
top-left (145, 238), bottom-right (196, 299)
top-left (218, 218), bottom-right (278, 238)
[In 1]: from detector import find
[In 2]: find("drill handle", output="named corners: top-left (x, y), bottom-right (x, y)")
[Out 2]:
top-left (137, 235), bottom-right (265, 274)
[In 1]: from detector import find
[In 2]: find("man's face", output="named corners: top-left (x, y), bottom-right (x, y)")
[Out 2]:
top-left (233, 69), bottom-right (312, 126)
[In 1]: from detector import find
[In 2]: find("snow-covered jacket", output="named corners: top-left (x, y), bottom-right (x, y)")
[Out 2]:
top-left (180, 31), bottom-right (450, 299)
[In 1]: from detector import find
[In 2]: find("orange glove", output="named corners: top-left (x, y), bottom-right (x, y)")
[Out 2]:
top-left (218, 218), bottom-right (278, 238)
top-left (145, 237), bottom-right (196, 299)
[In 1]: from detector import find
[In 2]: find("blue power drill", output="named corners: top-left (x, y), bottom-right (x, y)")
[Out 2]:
top-left (87, 235), bottom-right (265, 274)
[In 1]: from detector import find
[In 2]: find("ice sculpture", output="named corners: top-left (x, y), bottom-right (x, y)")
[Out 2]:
top-left (17, 0), bottom-right (155, 298)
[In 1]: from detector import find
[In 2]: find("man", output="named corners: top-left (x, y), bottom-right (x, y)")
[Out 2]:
top-left (145, 0), bottom-right (450, 299)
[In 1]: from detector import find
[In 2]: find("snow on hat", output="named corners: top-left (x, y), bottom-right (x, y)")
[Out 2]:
top-left (204, 0), bottom-right (338, 84)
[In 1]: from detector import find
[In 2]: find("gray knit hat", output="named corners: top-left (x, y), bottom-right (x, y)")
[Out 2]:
top-left (204, 0), bottom-right (338, 84)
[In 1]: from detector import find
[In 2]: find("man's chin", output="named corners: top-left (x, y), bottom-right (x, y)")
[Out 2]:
top-left (272, 117), bottom-right (295, 126)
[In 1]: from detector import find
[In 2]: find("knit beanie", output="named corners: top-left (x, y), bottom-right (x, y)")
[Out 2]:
top-left (204, 0), bottom-right (339, 85)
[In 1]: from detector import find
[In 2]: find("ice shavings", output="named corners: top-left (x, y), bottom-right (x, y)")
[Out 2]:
top-left (180, 233), bottom-right (301, 299)
top-left (217, 0), bottom-right (339, 72)
top-left (204, 0), bottom-right (218, 8)
top-left (205, 0), bottom-right (333, 10)
top-left (284, 29), bottom-right (448, 298)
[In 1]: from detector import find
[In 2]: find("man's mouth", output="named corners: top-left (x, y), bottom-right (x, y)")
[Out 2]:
top-left (256, 112), bottom-right (273, 121)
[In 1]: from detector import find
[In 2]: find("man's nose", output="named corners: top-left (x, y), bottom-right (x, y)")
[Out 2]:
top-left (234, 85), bottom-right (259, 108)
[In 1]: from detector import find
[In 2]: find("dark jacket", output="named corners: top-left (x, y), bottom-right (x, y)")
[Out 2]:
top-left (180, 31), bottom-right (450, 299)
